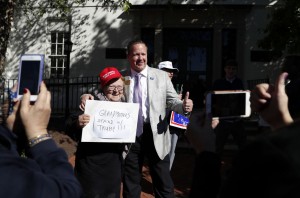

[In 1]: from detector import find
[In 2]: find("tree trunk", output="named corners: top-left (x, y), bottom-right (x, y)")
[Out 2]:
top-left (0, 0), bottom-right (15, 76)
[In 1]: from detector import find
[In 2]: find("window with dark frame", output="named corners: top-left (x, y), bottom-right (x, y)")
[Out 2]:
top-left (49, 32), bottom-right (68, 78)
top-left (222, 28), bottom-right (237, 71)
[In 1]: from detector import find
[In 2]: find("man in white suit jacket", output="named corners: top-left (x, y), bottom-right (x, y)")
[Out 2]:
top-left (122, 39), bottom-right (193, 198)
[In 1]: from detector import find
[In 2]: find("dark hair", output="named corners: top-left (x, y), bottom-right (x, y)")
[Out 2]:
top-left (225, 59), bottom-right (238, 68)
top-left (126, 39), bottom-right (147, 55)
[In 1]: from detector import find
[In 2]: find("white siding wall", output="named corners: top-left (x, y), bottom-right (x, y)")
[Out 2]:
top-left (4, 0), bottom-right (277, 82)
top-left (70, 7), bottom-right (132, 77)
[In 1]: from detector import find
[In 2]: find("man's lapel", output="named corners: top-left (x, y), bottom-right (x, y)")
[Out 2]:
top-left (147, 67), bottom-right (156, 101)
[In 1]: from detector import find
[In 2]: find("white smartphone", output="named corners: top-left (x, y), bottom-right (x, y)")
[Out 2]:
top-left (206, 90), bottom-right (251, 119)
top-left (17, 54), bottom-right (44, 101)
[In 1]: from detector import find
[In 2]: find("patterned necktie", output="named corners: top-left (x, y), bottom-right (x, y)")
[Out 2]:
top-left (133, 74), bottom-right (143, 137)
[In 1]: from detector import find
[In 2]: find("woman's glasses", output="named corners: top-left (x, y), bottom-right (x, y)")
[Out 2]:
top-left (107, 86), bottom-right (124, 92)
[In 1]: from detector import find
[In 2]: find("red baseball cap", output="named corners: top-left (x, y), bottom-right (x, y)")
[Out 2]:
top-left (99, 67), bottom-right (122, 87)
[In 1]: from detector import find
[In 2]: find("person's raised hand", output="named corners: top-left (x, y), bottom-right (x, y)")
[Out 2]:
top-left (250, 72), bottom-right (293, 130)
top-left (186, 111), bottom-right (216, 154)
top-left (79, 94), bottom-right (94, 111)
top-left (6, 100), bottom-right (20, 132)
top-left (183, 92), bottom-right (193, 113)
top-left (20, 81), bottom-right (51, 139)
top-left (250, 83), bottom-right (273, 112)
top-left (2, 83), bottom-right (18, 126)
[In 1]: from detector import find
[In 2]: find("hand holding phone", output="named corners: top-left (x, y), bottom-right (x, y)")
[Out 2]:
top-left (206, 90), bottom-right (251, 119)
top-left (17, 54), bottom-right (44, 101)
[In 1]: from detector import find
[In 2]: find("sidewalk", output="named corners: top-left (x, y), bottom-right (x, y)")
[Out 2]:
top-left (51, 116), bottom-right (256, 198)
top-left (68, 147), bottom-right (196, 198)
top-left (66, 134), bottom-right (236, 198)
top-left (140, 148), bottom-right (196, 198)
top-left (61, 128), bottom-right (195, 198)
top-left (139, 147), bottom-right (236, 198)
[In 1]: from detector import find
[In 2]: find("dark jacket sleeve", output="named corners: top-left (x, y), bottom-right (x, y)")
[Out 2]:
top-left (0, 132), bottom-right (82, 198)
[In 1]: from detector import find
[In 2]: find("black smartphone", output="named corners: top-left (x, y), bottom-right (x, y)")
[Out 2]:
top-left (17, 54), bottom-right (44, 101)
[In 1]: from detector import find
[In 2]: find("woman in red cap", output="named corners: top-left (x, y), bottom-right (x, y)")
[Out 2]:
top-left (74, 67), bottom-right (125, 198)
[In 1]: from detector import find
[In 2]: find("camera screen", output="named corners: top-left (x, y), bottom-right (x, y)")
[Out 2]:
top-left (19, 60), bottom-right (41, 95)
top-left (211, 93), bottom-right (246, 117)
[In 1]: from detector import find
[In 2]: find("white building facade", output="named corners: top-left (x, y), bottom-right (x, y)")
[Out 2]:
top-left (5, 0), bottom-right (280, 89)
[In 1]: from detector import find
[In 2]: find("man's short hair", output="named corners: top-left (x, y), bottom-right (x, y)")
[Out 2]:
top-left (126, 39), bottom-right (147, 55)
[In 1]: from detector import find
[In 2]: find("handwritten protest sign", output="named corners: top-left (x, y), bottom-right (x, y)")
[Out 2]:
top-left (81, 100), bottom-right (138, 143)
top-left (170, 111), bottom-right (190, 129)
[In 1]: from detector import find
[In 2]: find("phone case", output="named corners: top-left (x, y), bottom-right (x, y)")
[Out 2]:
top-left (206, 90), bottom-right (251, 119)
top-left (17, 54), bottom-right (44, 101)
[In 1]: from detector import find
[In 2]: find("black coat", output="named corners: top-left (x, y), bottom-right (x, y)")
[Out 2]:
top-left (220, 122), bottom-right (300, 198)
top-left (72, 92), bottom-right (124, 198)
top-left (213, 77), bottom-right (244, 91)
top-left (0, 125), bottom-right (82, 198)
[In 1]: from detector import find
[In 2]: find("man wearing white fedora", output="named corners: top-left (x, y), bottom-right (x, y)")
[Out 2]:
top-left (158, 61), bottom-right (184, 170)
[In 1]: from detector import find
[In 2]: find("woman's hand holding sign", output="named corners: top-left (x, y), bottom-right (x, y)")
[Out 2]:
top-left (78, 114), bottom-right (90, 127)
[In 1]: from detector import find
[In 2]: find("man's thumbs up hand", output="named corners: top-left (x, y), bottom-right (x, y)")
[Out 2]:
top-left (183, 91), bottom-right (193, 113)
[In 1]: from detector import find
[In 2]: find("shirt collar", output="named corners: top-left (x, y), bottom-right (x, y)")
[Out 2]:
top-left (226, 76), bottom-right (236, 83)
top-left (131, 65), bottom-right (148, 78)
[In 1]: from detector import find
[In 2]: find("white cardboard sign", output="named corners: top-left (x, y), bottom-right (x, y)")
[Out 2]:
top-left (81, 100), bottom-right (138, 143)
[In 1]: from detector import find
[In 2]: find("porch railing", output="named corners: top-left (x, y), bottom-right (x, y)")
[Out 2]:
top-left (0, 77), bottom-right (271, 130)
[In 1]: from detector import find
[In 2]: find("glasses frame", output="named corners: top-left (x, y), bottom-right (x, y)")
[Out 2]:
top-left (106, 85), bottom-right (124, 92)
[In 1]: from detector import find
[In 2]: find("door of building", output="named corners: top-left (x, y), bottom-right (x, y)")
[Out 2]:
top-left (163, 28), bottom-right (213, 108)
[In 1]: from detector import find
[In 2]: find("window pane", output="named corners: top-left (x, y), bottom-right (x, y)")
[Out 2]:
top-left (64, 58), bottom-right (67, 67)
top-left (51, 32), bottom-right (56, 44)
top-left (58, 58), bottom-right (64, 67)
top-left (58, 33), bottom-right (64, 43)
top-left (187, 47), bottom-right (206, 72)
top-left (57, 44), bottom-right (63, 55)
top-left (51, 44), bottom-right (56, 55)
top-left (168, 47), bottom-right (179, 68)
top-left (57, 68), bottom-right (63, 75)
top-left (51, 68), bottom-right (57, 74)
top-left (222, 29), bottom-right (237, 65)
top-left (50, 57), bottom-right (56, 67)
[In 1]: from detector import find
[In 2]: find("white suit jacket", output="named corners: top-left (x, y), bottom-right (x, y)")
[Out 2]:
top-left (124, 66), bottom-right (184, 160)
